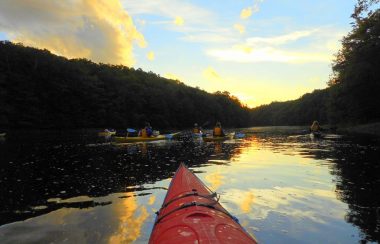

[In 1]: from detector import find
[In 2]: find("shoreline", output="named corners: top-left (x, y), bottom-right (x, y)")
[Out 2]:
top-left (337, 122), bottom-right (380, 136)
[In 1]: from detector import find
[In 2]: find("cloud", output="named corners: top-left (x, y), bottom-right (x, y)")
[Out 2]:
top-left (206, 28), bottom-right (342, 64)
top-left (173, 16), bottom-right (184, 26)
top-left (147, 51), bottom-right (155, 61)
top-left (123, 0), bottom-right (213, 25)
top-left (234, 24), bottom-right (246, 34)
top-left (240, 7), bottom-right (253, 19)
top-left (240, 0), bottom-right (263, 19)
top-left (123, 0), bottom-right (230, 44)
top-left (181, 32), bottom-right (237, 44)
top-left (0, 0), bottom-right (146, 66)
top-left (164, 73), bottom-right (183, 81)
top-left (207, 47), bottom-right (332, 63)
top-left (246, 29), bottom-right (318, 46)
top-left (203, 67), bottom-right (223, 82)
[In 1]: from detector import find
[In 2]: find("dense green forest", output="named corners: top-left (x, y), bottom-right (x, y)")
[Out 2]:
top-left (0, 0), bottom-right (378, 129)
top-left (0, 41), bottom-right (250, 129)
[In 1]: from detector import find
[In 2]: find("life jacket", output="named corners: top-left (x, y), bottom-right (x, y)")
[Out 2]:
top-left (193, 128), bottom-right (200, 133)
top-left (214, 127), bottom-right (222, 136)
top-left (141, 128), bottom-right (148, 138)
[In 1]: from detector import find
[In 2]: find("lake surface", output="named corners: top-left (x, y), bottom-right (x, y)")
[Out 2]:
top-left (0, 127), bottom-right (379, 243)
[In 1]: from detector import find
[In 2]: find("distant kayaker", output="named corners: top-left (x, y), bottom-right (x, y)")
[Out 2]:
top-left (213, 121), bottom-right (225, 137)
top-left (193, 123), bottom-right (201, 133)
top-left (139, 122), bottom-right (153, 138)
top-left (310, 121), bottom-right (321, 132)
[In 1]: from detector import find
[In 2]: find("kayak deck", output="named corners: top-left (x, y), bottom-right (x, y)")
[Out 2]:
top-left (149, 163), bottom-right (257, 244)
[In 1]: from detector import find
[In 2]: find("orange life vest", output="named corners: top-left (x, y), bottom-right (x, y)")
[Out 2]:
top-left (193, 128), bottom-right (200, 133)
top-left (214, 127), bottom-right (222, 136)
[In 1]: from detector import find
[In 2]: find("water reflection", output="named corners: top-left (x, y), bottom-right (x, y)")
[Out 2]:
top-left (108, 194), bottom-right (149, 244)
top-left (0, 129), bottom-right (379, 243)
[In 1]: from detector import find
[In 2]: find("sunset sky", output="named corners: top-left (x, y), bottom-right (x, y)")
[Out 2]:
top-left (0, 0), bottom-right (357, 107)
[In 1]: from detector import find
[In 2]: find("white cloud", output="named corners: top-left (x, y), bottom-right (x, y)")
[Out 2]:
top-left (234, 24), bottom-right (246, 34)
top-left (206, 28), bottom-right (345, 64)
top-left (0, 0), bottom-right (146, 66)
top-left (207, 46), bottom-right (332, 63)
top-left (122, 0), bottom-right (213, 25)
top-left (246, 29), bottom-right (318, 46)
top-left (123, 0), bottom-right (238, 44)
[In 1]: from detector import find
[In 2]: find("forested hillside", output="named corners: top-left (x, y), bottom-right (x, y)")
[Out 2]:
top-left (250, 89), bottom-right (329, 126)
top-left (0, 41), bottom-right (249, 129)
top-left (250, 2), bottom-right (380, 126)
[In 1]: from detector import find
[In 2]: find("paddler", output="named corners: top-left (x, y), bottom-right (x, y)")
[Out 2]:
top-left (139, 122), bottom-right (153, 138)
top-left (193, 123), bottom-right (201, 133)
top-left (213, 121), bottom-right (225, 137)
top-left (310, 120), bottom-right (321, 132)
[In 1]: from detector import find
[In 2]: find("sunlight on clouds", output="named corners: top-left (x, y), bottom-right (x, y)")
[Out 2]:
top-left (147, 51), bottom-right (155, 61)
top-left (240, 0), bottom-right (263, 19)
top-left (164, 73), bottom-right (183, 81)
top-left (173, 16), bottom-right (185, 26)
top-left (203, 66), bottom-right (223, 82)
top-left (240, 7), bottom-right (253, 19)
top-left (246, 29), bottom-right (317, 46)
top-left (0, 0), bottom-right (146, 66)
top-left (234, 23), bottom-right (246, 34)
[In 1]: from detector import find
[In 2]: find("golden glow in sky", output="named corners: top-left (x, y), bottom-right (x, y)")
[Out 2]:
top-left (0, 0), bottom-right (356, 107)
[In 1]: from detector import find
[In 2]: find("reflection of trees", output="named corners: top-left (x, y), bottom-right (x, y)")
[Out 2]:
top-left (302, 138), bottom-right (380, 242)
top-left (331, 147), bottom-right (380, 243)
top-left (0, 134), bottom-right (246, 225)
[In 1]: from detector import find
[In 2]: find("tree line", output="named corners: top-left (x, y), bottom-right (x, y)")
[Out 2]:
top-left (0, 41), bottom-right (250, 129)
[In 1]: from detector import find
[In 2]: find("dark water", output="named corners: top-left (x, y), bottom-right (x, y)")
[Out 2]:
top-left (0, 127), bottom-right (379, 243)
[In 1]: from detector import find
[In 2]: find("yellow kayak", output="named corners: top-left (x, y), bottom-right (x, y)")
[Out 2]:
top-left (114, 132), bottom-right (180, 143)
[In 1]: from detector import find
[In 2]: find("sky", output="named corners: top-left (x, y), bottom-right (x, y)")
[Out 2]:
top-left (0, 0), bottom-right (357, 107)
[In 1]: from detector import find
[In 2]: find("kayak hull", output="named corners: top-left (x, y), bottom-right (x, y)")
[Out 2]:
top-left (98, 131), bottom-right (116, 136)
top-left (114, 132), bottom-right (180, 143)
top-left (149, 163), bottom-right (257, 244)
top-left (310, 131), bottom-right (323, 139)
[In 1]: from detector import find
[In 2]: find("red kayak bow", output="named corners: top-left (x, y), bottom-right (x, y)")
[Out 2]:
top-left (149, 163), bottom-right (258, 244)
